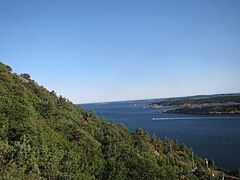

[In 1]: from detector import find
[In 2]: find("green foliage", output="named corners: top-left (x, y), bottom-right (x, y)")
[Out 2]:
top-left (0, 62), bottom-right (214, 179)
top-left (0, 62), bottom-right (12, 72)
top-left (20, 73), bottom-right (31, 80)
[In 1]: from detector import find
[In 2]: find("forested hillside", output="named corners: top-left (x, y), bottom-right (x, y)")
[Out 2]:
top-left (0, 62), bottom-right (214, 179)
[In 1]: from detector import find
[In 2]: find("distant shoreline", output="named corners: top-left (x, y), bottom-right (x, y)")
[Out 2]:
top-left (148, 94), bottom-right (240, 115)
top-left (152, 116), bottom-right (240, 121)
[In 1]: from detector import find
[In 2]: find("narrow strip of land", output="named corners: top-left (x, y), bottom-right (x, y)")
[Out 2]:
top-left (149, 94), bottom-right (240, 115)
top-left (152, 116), bottom-right (240, 120)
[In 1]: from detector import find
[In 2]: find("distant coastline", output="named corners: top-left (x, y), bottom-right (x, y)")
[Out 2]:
top-left (148, 93), bottom-right (240, 115)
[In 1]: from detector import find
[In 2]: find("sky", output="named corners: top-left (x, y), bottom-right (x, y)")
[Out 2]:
top-left (0, 0), bottom-right (240, 103)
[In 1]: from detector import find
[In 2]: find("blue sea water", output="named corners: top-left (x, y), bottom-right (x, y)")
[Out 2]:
top-left (81, 101), bottom-right (240, 171)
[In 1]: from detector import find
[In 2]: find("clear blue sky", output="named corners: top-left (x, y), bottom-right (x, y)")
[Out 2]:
top-left (1, 0), bottom-right (240, 103)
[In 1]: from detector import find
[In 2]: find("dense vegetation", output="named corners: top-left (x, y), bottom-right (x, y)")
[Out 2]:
top-left (0, 62), bottom-right (219, 179)
top-left (149, 94), bottom-right (240, 115)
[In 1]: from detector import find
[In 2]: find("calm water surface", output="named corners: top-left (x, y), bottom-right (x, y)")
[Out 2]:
top-left (81, 101), bottom-right (240, 171)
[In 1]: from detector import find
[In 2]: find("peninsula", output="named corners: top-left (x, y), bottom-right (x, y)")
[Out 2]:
top-left (149, 94), bottom-right (240, 115)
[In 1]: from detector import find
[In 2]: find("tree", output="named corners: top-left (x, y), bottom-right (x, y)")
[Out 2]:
top-left (20, 73), bottom-right (31, 79)
top-left (0, 62), bottom-right (12, 72)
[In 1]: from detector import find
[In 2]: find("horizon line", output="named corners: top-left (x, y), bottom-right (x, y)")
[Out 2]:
top-left (78, 92), bottom-right (240, 105)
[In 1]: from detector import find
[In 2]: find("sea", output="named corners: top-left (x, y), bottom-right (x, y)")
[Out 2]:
top-left (81, 100), bottom-right (240, 171)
